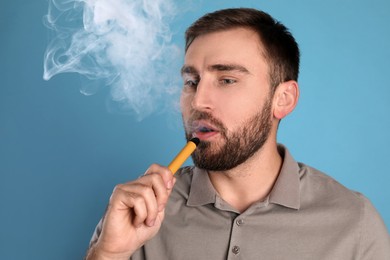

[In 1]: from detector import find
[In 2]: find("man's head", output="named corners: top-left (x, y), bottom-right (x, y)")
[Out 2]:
top-left (185, 8), bottom-right (300, 91)
top-left (181, 8), bottom-right (300, 171)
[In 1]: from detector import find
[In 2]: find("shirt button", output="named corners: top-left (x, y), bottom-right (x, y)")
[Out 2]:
top-left (232, 245), bottom-right (240, 255)
top-left (236, 219), bottom-right (244, 226)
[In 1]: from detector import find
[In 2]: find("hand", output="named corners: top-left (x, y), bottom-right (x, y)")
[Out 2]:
top-left (87, 164), bottom-right (175, 260)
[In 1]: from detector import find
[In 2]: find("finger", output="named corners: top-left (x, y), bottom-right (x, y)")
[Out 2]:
top-left (117, 182), bottom-right (160, 227)
top-left (130, 193), bottom-right (148, 227)
top-left (144, 164), bottom-right (174, 190)
top-left (110, 184), bottom-right (153, 227)
top-left (139, 172), bottom-right (171, 212)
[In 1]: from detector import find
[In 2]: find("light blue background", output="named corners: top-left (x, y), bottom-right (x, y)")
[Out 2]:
top-left (1, 0), bottom-right (389, 259)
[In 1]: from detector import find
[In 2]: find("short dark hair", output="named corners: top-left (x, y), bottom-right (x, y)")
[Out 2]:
top-left (185, 8), bottom-right (300, 91)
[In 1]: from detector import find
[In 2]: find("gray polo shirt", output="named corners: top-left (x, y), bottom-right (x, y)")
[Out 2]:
top-left (90, 146), bottom-right (390, 259)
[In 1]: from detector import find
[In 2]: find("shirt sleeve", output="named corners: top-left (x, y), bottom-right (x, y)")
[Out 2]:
top-left (88, 218), bottom-right (103, 249)
top-left (357, 194), bottom-right (390, 259)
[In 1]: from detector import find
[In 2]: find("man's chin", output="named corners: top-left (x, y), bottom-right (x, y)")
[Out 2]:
top-left (192, 149), bottom-right (225, 170)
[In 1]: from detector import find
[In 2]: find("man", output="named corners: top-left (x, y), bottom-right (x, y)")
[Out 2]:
top-left (86, 8), bottom-right (390, 259)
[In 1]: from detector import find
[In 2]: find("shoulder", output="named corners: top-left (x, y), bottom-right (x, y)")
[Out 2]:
top-left (297, 162), bottom-right (373, 227)
top-left (298, 163), bottom-right (390, 256)
top-left (298, 162), bottom-right (363, 208)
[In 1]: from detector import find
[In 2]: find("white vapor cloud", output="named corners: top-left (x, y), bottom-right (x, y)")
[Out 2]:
top-left (43, 0), bottom-right (182, 120)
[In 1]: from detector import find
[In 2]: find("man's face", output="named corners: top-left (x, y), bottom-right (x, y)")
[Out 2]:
top-left (181, 28), bottom-right (274, 171)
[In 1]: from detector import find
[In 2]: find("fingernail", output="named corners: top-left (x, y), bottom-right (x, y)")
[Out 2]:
top-left (167, 180), bottom-right (173, 189)
top-left (147, 219), bottom-right (155, 227)
top-left (158, 204), bottom-right (165, 212)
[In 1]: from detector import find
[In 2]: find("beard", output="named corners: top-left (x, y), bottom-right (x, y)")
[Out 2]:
top-left (184, 96), bottom-right (273, 171)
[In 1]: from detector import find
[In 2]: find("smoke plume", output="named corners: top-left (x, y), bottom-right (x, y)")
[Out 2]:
top-left (43, 0), bottom-right (182, 120)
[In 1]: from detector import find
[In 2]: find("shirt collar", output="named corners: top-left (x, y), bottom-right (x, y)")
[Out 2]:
top-left (187, 145), bottom-right (300, 210)
top-left (187, 167), bottom-right (216, 206)
top-left (268, 145), bottom-right (300, 209)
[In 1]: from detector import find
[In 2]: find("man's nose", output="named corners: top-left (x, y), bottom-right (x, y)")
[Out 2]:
top-left (191, 79), bottom-right (214, 111)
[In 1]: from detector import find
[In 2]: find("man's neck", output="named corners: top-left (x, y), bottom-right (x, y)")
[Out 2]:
top-left (207, 140), bottom-right (282, 213)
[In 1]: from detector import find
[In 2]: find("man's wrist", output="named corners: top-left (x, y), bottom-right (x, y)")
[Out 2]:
top-left (86, 245), bottom-right (131, 260)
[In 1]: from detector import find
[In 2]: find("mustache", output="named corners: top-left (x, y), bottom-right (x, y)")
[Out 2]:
top-left (185, 110), bottom-right (227, 136)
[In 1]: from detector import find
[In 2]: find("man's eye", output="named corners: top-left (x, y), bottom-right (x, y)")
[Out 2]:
top-left (220, 78), bottom-right (236, 85)
top-left (184, 79), bottom-right (199, 87)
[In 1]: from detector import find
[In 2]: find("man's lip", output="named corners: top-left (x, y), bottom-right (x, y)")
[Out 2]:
top-left (191, 120), bottom-right (219, 132)
top-left (193, 131), bottom-right (220, 140)
top-left (190, 120), bottom-right (220, 140)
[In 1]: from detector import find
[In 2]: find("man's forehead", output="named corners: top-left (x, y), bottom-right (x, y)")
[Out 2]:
top-left (185, 27), bottom-right (266, 56)
top-left (183, 29), bottom-right (267, 75)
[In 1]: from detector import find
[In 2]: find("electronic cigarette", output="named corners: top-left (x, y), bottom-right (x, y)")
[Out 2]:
top-left (168, 137), bottom-right (200, 174)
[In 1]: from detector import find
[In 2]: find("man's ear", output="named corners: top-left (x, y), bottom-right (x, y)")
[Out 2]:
top-left (272, 80), bottom-right (299, 119)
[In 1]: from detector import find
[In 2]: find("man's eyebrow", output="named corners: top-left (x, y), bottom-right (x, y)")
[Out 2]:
top-left (181, 65), bottom-right (198, 76)
top-left (180, 63), bottom-right (250, 76)
top-left (209, 64), bottom-right (250, 74)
